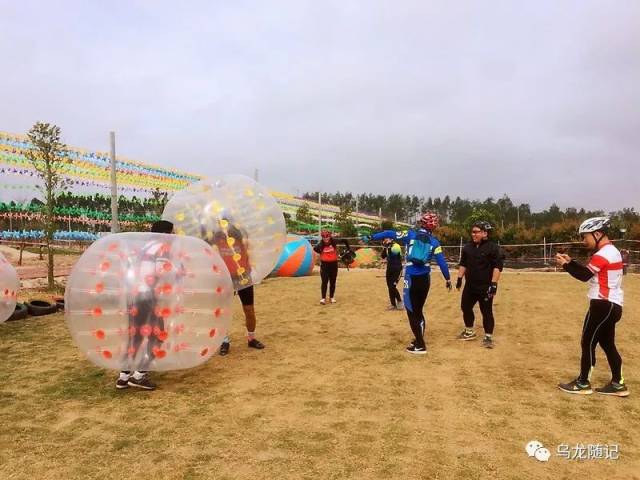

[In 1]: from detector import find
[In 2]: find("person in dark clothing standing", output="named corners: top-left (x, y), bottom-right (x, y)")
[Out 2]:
top-left (455, 221), bottom-right (504, 349)
top-left (314, 230), bottom-right (340, 304)
top-left (381, 237), bottom-right (404, 310)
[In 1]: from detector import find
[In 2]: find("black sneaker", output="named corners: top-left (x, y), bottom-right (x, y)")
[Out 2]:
top-left (558, 378), bottom-right (592, 395)
top-left (457, 330), bottom-right (477, 341)
top-left (116, 377), bottom-right (129, 389)
top-left (219, 341), bottom-right (230, 356)
top-left (406, 345), bottom-right (426, 355)
top-left (595, 382), bottom-right (629, 397)
top-left (127, 374), bottom-right (156, 390)
top-left (482, 336), bottom-right (495, 349)
top-left (248, 338), bottom-right (265, 349)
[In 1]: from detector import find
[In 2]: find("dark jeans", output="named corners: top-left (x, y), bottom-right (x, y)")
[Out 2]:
top-left (126, 293), bottom-right (164, 371)
top-left (320, 261), bottom-right (338, 298)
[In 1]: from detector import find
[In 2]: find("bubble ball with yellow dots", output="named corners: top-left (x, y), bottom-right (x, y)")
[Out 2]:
top-left (162, 174), bottom-right (287, 291)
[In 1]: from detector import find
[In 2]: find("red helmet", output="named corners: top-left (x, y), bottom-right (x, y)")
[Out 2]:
top-left (320, 230), bottom-right (332, 239)
top-left (420, 212), bottom-right (439, 230)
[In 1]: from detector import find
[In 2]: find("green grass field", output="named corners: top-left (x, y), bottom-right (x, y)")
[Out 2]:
top-left (1, 271), bottom-right (639, 479)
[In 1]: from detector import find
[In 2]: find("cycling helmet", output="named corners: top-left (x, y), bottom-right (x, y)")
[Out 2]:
top-left (472, 221), bottom-right (493, 232)
top-left (578, 217), bottom-right (610, 235)
top-left (420, 212), bottom-right (439, 230)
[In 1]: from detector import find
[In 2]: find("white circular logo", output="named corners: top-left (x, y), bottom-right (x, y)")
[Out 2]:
top-left (534, 447), bottom-right (551, 462)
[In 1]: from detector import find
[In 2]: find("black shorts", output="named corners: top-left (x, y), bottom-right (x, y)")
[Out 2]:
top-left (237, 285), bottom-right (254, 306)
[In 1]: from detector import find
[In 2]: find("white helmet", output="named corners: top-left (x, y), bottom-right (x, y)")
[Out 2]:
top-left (526, 440), bottom-right (544, 457)
top-left (578, 217), bottom-right (610, 235)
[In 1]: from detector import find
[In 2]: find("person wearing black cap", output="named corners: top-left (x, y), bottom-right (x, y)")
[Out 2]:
top-left (455, 221), bottom-right (504, 348)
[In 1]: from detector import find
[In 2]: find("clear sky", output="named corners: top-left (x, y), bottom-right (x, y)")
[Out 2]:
top-left (1, 0), bottom-right (638, 211)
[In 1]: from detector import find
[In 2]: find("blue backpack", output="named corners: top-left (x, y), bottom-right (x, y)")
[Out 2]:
top-left (407, 231), bottom-right (432, 265)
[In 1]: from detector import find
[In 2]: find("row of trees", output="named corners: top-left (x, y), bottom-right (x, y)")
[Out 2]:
top-left (300, 191), bottom-right (640, 241)
top-left (14, 121), bottom-right (638, 289)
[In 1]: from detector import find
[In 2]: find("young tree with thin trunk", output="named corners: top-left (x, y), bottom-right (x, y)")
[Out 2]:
top-left (24, 122), bottom-right (70, 289)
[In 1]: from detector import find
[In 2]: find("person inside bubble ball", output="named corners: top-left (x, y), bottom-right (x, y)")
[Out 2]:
top-left (116, 220), bottom-right (175, 391)
top-left (206, 219), bottom-right (265, 356)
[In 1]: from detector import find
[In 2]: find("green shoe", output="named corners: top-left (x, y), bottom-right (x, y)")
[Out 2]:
top-left (558, 378), bottom-right (592, 395)
top-left (595, 382), bottom-right (629, 397)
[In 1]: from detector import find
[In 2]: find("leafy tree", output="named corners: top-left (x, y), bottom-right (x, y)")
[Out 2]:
top-left (150, 187), bottom-right (169, 215)
top-left (24, 122), bottom-right (71, 289)
top-left (334, 204), bottom-right (358, 237)
top-left (380, 219), bottom-right (395, 230)
top-left (295, 202), bottom-right (313, 224)
top-left (464, 208), bottom-right (498, 231)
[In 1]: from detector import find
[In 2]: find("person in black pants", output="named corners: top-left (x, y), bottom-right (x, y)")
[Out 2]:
top-left (381, 238), bottom-right (403, 310)
top-left (117, 220), bottom-right (175, 391)
top-left (314, 230), bottom-right (340, 304)
top-left (369, 212), bottom-right (451, 354)
top-left (455, 221), bottom-right (504, 349)
top-left (556, 216), bottom-right (628, 397)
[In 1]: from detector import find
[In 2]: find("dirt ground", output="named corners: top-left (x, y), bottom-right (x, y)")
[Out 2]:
top-left (1, 269), bottom-right (639, 479)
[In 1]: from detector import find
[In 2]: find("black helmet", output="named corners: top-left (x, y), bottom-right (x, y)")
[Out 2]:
top-left (472, 221), bottom-right (492, 232)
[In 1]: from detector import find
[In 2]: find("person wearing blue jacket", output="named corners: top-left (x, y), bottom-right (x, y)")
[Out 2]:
top-left (367, 212), bottom-right (452, 354)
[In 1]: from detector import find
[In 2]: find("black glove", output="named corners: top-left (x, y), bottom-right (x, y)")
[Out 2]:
top-left (455, 278), bottom-right (463, 290)
top-left (446, 280), bottom-right (452, 291)
top-left (486, 282), bottom-right (498, 299)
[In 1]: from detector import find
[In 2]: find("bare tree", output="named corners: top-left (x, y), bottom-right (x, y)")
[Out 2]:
top-left (24, 122), bottom-right (70, 289)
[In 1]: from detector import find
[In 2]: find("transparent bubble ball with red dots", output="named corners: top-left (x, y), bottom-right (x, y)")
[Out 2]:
top-left (0, 252), bottom-right (19, 323)
top-left (162, 174), bottom-right (287, 291)
top-left (65, 232), bottom-right (233, 371)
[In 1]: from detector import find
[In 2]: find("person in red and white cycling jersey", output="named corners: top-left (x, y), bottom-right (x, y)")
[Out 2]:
top-left (556, 217), bottom-right (628, 397)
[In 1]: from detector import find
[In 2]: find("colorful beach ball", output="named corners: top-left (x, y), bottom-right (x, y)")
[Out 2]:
top-left (350, 247), bottom-right (379, 268)
top-left (272, 234), bottom-right (316, 277)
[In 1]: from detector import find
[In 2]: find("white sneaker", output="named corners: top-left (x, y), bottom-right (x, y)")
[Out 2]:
top-left (330, 298), bottom-right (336, 304)
top-left (320, 299), bottom-right (326, 305)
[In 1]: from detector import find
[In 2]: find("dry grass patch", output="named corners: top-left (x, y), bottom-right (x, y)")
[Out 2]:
top-left (1, 271), bottom-right (639, 479)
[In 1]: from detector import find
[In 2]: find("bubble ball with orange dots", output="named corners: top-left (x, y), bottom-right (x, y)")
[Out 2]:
top-left (162, 175), bottom-right (287, 291)
top-left (0, 252), bottom-right (19, 323)
top-left (65, 233), bottom-right (233, 371)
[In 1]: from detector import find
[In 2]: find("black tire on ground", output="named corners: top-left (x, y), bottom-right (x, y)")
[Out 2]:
top-left (26, 300), bottom-right (58, 316)
top-left (8, 303), bottom-right (28, 321)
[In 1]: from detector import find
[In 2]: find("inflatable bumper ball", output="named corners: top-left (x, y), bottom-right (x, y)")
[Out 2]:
top-left (65, 233), bottom-right (233, 371)
top-left (162, 174), bottom-right (286, 290)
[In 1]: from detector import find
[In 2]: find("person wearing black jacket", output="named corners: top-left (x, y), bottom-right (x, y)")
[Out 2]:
top-left (455, 221), bottom-right (504, 348)
top-left (381, 238), bottom-right (404, 310)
